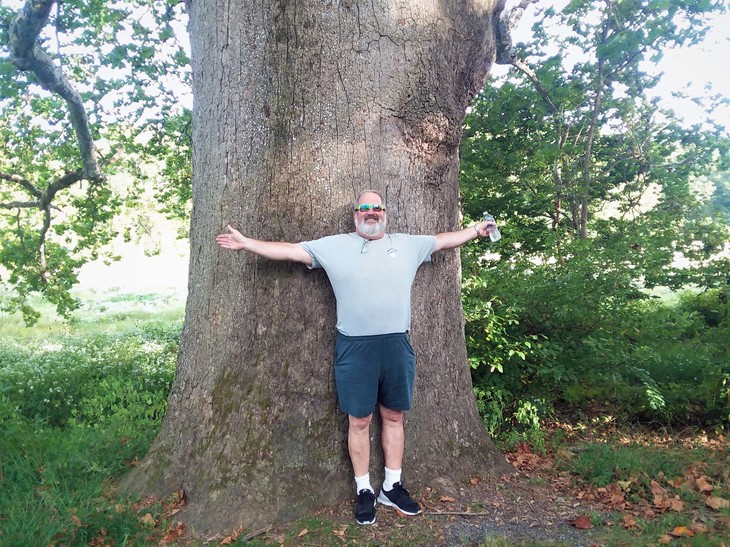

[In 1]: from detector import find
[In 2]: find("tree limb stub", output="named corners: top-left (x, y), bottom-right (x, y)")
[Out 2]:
top-left (495, 0), bottom-right (540, 65)
top-left (9, 0), bottom-right (103, 182)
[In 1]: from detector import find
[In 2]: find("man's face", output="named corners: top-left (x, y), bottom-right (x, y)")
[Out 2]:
top-left (354, 192), bottom-right (386, 239)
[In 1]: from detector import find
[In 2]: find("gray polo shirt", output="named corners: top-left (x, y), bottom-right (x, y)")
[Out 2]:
top-left (299, 232), bottom-right (436, 336)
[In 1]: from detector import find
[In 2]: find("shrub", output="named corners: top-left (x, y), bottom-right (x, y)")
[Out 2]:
top-left (462, 253), bottom-right (729, 432)
top-left (0, 321), bottom-right (180, 428)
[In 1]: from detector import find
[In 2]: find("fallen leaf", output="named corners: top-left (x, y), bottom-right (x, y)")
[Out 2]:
top-left (657, 534), bottom-right (672, 544)
top-left (670, 526), bottom-right (695, 537)
top-left (161, 521), bottom-right (186, 544)
top-left (570, 515), bottom-right (593, 529)
top-left (706, 496), bottom-right (730, 510)
top-left (139, 513), bottom-right (156, 527)
top-left (695, 476), bottom-right (713, 493)
top-left (219, 527), bottom-right (244, 546)
top-left (332, 526), bottom-right (347, 537)
top-left (654, 494), bottom-right (684, 512)
top-left (670, 497), bottom-right (685, 512)
top-left (297, 528), bottom-right (308, 537)
top-left (622, 514), bottom-right (639, 529)
top-left (651, 480), bottom-right (668, 497)
top-left (439, 495), bottom-right (456, 503)
top-left (469, 477), bottom-right (482, 485)
top-left (690, 522), bottom-right (709, 534)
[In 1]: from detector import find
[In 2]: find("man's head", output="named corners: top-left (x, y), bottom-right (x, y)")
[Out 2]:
top-left (353, 190), bottom-right (386, 240)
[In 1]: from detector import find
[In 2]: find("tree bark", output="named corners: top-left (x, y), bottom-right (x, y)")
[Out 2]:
top-left (123, 0), bottom-right (512, 533)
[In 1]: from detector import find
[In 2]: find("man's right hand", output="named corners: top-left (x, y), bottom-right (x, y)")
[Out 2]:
top-left (215, 224), bottom-right (247, 251)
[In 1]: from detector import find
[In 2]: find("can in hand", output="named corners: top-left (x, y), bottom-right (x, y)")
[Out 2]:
top-left (482, 212), bottom-right (502, 242)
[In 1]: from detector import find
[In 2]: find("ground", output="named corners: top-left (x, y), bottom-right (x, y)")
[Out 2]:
top-left (202, 425), bottom-right (727, 546)
top-left (219, 445), bottom-right (600, 546)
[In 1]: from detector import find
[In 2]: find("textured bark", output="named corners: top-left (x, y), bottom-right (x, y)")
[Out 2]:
top-left (123, 0), bottom-right (511, 533)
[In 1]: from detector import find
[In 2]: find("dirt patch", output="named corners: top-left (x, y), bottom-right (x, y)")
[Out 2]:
top-left (267, 452), bottom-right (599, 546)
top-left (425, 471), bottom-right (595, 546)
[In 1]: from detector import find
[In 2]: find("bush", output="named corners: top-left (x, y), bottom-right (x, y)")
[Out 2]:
top-left (463, 251), bottom-right (729, 433)
top-left (0, 322), bottom-right (179, 428)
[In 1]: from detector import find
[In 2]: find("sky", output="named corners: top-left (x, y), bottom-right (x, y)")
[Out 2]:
top-left (493, 0), bottom-right (730, 129)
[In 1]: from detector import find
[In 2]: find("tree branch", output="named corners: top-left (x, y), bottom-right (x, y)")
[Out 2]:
top-left (0, 171), bottom-right (43, 199)
top-left (9, 0), bottom-right (103, 182)
top-left (42, 170), bottom-right (84, 207)
top-left (509, 57), bottom-right (558, 114)
top-left (0, 200), bottom-right (41, 209)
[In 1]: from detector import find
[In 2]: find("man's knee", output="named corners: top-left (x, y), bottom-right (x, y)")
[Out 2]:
top-left (349, 413), bottom-right (373, 432)
top-left (379, 405), bottom-right (404, 424)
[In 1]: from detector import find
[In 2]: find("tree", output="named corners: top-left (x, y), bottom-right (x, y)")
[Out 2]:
top-left (120, 0), bottom-right (515, 533)
top-left (461, 0), bottom-right (729, 285)
top-left (458, 0), bottom-right (729, 431)
top-left (0, 0), bottom-right (190, 323)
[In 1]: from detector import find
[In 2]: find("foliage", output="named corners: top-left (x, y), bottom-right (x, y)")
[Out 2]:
top-left (1, 294), bottom-right (727, 545)
top-left (465, 246), bottom-right (729, 437)
top-left (0, 321), bottom-right (179, 427)
top-left (0, 0), bottom-right (191, 324)
top-left (461, 0), bottom-right (729, 440)
top-left (0, 317), bottom-right (180, 545)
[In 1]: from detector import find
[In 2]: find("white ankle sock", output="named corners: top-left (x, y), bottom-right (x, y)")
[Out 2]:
top-left (383, 467), bottom-right (402, 491)
top-left (355, 473), bottom-right (373, 494)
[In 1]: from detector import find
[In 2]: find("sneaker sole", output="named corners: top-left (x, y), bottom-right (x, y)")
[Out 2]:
top-left (376, 493), bottom-right (422, 516)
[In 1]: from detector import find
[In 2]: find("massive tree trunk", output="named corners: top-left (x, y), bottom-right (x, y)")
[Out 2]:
top-left (123, 0), bottom-right (511, 533)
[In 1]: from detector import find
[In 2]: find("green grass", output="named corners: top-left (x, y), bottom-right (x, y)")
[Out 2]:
top-left (566, 443), bottom-right (688, 488)
top-left (0, 291), bottom-right (183, 545)
top-left (558, 441), bottom-right (730, 546)
top-left (1, 416), bottom-right (156, 545)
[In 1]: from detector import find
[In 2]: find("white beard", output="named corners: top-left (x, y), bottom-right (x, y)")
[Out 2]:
top-left (356, 216), bottom-right (386, 238)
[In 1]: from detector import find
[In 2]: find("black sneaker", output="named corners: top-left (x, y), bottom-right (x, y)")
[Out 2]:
top-left (354, 489), bottom-right (376, 525)
top-left (377, 482), bottom-right (422, 515)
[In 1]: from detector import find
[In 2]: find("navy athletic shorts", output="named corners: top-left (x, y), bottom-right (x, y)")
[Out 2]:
top-left (334, 331), bottom-right (416, 418)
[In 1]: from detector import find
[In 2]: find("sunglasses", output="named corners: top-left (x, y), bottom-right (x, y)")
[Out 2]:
top-left (355, 204), bottom-right (386, 213)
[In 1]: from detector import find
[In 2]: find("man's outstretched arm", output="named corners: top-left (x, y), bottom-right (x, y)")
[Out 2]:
top-left (433, 219), bottom-right (495, 252)
top-left (215, 224), bottom-right (313, 265)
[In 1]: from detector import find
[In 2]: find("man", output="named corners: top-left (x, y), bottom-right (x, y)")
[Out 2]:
top-left (215, 190), bottom-right (496, 525)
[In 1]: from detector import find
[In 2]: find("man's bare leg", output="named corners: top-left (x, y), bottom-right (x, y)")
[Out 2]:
top-left (379, 405), bottom-right (404, 470)
top-left (377, 405), bottom-right (421, 515)
top-left (348, 413), bottom-right (373, 477)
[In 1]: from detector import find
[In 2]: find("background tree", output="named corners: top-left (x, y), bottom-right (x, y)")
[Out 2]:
top-left (0, 0), bottom-right (190, 323)
top-left (459, 0), bottom-right (729, 437)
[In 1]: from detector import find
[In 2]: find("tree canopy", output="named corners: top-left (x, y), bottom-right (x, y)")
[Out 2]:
top-left (1, 0), bottom-right (727, 321)
top-left (460, 0), bottom-right (729, 435)
top-left (0, 0), bottom-right (190, 323)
